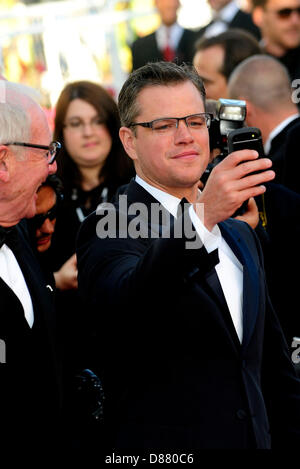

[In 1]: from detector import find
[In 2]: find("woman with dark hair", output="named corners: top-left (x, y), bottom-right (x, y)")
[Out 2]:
top-left (52, 80), bottom-right (133, 274)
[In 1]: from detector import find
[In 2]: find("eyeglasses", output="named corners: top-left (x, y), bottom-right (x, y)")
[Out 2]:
top-left (129, 113), bottom-right (212, 134)
top-left (267, 7), bottom-right (300, 19)
top-left (31, 204), bottom-right (57, 229)
top-left (3, 141), bottom-right (61, 164)
top-left (63, 117), bottom-right (105, 133)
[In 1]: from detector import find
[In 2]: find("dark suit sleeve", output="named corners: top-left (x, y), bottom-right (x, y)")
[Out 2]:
top-left (246, 223), bottom-right (300, 446)
top-left (77, 209), bottom-right (206, 313)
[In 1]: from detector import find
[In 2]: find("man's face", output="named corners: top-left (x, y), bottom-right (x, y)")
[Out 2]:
top-left (193, 45), bottom-right (228, 100)
top-left (4, 108), bottom-right (56, 224)
top-left (125, 81), bottom-right (210, 197)
top-left (155, 0), bottom-right (180, 26)
top-left (34, 185), bottom-right (57, 253)
top-left (254, 0), bottom-right (300, 54)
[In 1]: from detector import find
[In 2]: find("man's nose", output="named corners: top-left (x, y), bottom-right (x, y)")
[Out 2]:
top-left (41, 217), bottom-right (55, 234)
top-left (174, 120), bottom-right (194, 144)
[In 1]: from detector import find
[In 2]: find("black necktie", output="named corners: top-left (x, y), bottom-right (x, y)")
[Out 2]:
top-left (0, 225), bottom-right (19, 251)
top-left (176, 197), bottom-right (190, 218)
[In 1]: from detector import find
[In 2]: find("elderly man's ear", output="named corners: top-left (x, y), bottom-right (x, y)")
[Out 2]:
top-left (0, 146), bottom-right (10, 182)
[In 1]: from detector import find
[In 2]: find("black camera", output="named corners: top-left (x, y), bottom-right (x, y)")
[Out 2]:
top-left (208, 98), bottom-right (247, 157)
top-left (202, 98), bottom-right (247, 184)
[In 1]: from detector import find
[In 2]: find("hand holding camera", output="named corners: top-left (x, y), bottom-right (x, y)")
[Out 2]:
top-left (197, 147), bottom-right (275, 231)
top-left (200, 99), bottom-right (276, 222)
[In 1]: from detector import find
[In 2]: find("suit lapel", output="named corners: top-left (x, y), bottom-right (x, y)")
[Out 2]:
top-left (203, 265), bottom-right (241, 352)
top-left (125, 181), bottom-right (255, 351)
top-left (219, 222), bottom-right (260, 349)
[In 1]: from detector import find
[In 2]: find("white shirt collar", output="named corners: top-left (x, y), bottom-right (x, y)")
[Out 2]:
top-left (264, 113), bottom-right (299, 155)
top-left (135, 175), bottom-right (222, 248)
top-left (156, 22), bottom-right (184, 51)
top-left (135, 175), bottom-right (181, 218)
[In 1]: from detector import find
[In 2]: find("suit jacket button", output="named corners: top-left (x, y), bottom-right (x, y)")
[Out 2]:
top-left (236, 409), bottom-right (247, 420)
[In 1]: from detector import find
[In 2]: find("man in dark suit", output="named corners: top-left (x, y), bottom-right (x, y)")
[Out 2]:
top-left (228, 53), bottom-right (300, 192)
top-left (193, 28), bottom-right (261, 100)
top-left (228, 53), bottom-right (300, 350)
top-left (77, 61), bottom-right (300, 451)
top-left (130, 0), bottom-right (198, 71)
top-left (197, 0), bottom-right (261, 40)
top-left (0, 82), bottom-right (62, 453)
top-left (252, 0), bottom-right (300, 81)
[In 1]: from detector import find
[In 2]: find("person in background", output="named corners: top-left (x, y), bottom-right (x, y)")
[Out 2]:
top-left (50, 80), bottom-right (134, 290)
top-left (252, 0), bottom-right (300, 81)
top-left (228, 54), bottom-right (300, 345)
top-left (228, 54), bottom-right (300, 191)
top-left (193, 28), bottom-right (261, 100)
top-left (130, 0), bottom-right (198, 71)
top-left (28, 174), bottom-right (63, 255)
top-left (27, 173), bottom-right (105, 455)
top-left (197, 0), bottom-right (261, 39)
top-left (47, 80), bottom-right (134, 434)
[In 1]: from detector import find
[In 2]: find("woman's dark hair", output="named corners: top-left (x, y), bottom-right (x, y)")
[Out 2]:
top-left (53, 80), bottom-right (133, 191)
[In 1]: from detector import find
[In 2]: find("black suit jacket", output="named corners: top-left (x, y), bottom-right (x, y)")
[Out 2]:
top-left (196, 9), bottom-right (261, 40)
top-left (0, 223), bottom-right (62, 452)
top-left (77, 179), bottom-right (300, 450)
top-left (268, 116), bottom-right (300, 193)
top-left (131, 28), bottom-right (198, 71)
top-left (255, 183), bottom-right (300, 344)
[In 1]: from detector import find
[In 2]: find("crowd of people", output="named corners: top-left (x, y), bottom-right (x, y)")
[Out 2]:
top-left (1, 0), bottom-right (300, 458)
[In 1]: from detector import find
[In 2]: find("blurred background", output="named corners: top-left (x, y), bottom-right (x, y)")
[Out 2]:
top-left (0, 0), bottom-right (214, 110)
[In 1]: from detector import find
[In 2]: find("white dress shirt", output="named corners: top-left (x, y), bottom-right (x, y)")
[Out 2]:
top-left (155, 23), bottom-right (184, 52)
top-left (204, 0), bottom-right (239, 38)
top-left (0, 244), bottom-right (34, 328)
top-left (136, 175), bottom-right (243, 342)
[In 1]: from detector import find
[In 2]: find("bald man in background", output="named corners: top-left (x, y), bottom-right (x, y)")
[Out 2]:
top-left (228, 54), bottom-right (300, 191)
top-left (228, 54), bottom-right (300, 347)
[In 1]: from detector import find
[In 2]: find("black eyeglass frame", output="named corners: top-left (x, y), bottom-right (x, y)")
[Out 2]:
top-left (3, 141), bottom-right (61, 164)
top-left (129, 113), bottom-right (212, 131)
top-left (266, 6), bottom-right (300, 18)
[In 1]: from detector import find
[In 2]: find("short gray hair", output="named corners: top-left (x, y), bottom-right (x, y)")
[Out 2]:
top-left (228, 54), bottom-right (293, 111)
top-left (0, 103), bottom-right (30, 142)
top-left (0, 82), bottom-right (31, 159)
top-left (118, 61), bottom-right (206, 128)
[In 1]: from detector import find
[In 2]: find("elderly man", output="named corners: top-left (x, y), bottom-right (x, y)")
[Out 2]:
top-left (0, 82), bottom-right (62, 453)
top-left (77, 61), bottom-right (300, 451)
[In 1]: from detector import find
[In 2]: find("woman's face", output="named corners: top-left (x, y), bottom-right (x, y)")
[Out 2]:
top-left (62, 98), bottom-right (112, 169)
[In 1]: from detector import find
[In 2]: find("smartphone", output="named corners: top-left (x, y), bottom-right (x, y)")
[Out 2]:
top-left (227, 127), bottom-right (265, 216)
top-left (227, 126), bottom-right (265, 159)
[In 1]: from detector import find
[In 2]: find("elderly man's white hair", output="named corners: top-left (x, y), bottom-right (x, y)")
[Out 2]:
top-left (0, 81), bottom-right (46, 155)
